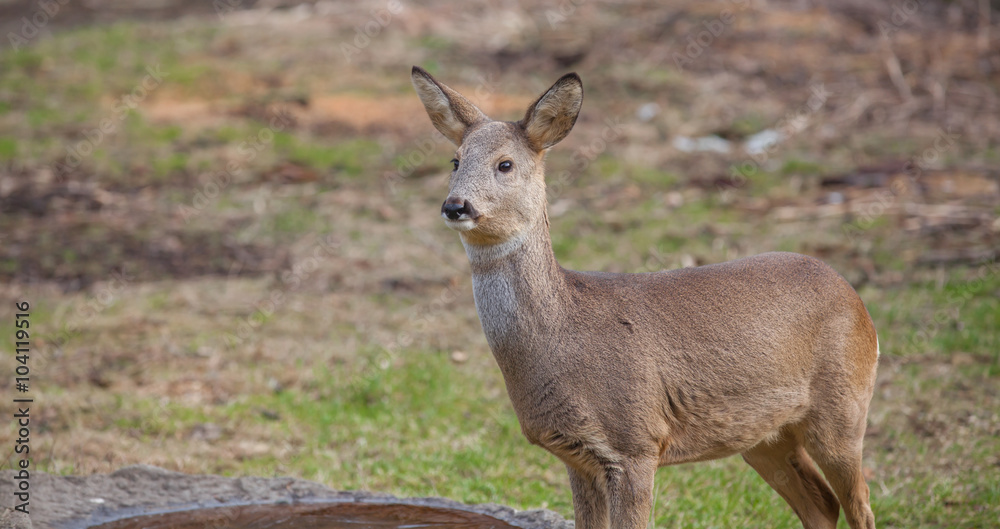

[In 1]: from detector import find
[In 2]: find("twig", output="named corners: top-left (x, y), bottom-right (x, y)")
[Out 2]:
top-left (917, 248), bottom-right (997, 267)
top-left (884, 46), bottom-right (913, 103)
top-left (978, 0), bottom-right (991, 54)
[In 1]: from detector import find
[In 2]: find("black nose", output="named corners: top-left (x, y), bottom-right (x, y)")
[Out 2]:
top-left (441, 197), bottom-right (477, 220)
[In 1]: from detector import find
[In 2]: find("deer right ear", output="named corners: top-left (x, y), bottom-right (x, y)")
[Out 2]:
top-left (411, 66), bottom-right (487, 146)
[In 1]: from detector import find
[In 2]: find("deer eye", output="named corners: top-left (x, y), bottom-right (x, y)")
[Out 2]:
top-left (451, 159), bottom-right (459, 171)
top-left (498, 160), bottom-right (513, 172)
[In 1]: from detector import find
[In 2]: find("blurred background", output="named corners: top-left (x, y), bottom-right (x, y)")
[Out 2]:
top-left (0, 0), bottom-right (998, 526)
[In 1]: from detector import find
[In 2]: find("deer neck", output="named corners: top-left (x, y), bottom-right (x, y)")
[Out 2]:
top-left (461, 211), bottom-right (566, 368)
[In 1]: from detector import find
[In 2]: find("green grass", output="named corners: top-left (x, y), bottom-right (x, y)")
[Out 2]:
top-left (729, 112), bottom-right (768, 138)
top-left (867, 265), bottom-right (1000, 365)
top-left (629, 166), bottom-right (680, 188)
top-left (780, 157), bottom-right (825, 176)
top-left (0, 137), bottom-right (17, 160)
top-left (274, 133), bottom-right (383, 177)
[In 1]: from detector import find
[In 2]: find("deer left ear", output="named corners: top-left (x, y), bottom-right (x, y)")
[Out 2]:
top-left (520, 73), bottom-right (584, 151)
top-left (411, 66), bottom-right (488, 146)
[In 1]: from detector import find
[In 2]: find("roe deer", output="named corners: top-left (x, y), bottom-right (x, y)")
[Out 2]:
top-left (411, 66), bottom-right (879, 529)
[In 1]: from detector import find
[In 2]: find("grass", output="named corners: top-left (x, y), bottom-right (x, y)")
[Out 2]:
top-left (24, 278), bottom-right (995, 529)
top-left (273, 133), bottom-right (383, 177)
top-left (10, 259), bottom-right (997, 528)
top-left (2, 5), bottom-right (999, 529)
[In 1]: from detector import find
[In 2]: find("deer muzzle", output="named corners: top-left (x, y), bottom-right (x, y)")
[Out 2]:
top-left (441, 197), bottom-right (480, 225)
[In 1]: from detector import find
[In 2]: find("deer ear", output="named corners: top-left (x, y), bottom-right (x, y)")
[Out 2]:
top-left (411, 66), bottom-right (487, 146)
top-left (520, 73), bottom-right (583, 151)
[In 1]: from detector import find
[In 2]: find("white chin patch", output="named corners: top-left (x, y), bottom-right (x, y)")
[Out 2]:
top-left (444, 218), bottom-right (477, 232)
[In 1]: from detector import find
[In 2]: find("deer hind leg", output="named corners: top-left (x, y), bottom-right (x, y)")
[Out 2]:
top-left (802, 412), bottom-right (877, 529)
top-left (807, 448), bottom-right (876, 529)
top-left (741, 429), bottom-right (840, 529)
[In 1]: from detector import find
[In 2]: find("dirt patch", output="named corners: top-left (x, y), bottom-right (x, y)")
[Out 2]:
top-left (0, 465), bottom-right (571, 529)
top-left (1, 219), bottom-right (284, 290)
top-left (142, 98), bottom-right (229, 130)
top-left (0, 173), bottom-right (287, 289)
top-left (142, 91), bottom-right (534, 140)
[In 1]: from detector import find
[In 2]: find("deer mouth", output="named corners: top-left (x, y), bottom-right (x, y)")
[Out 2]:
top-left (443, 215), bottom-right (479, 232)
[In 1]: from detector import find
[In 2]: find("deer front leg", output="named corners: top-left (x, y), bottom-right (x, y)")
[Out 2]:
top-left (567, 464), bottom-right (610, 529)
top-left (605, 458), bottom-right (656, 529)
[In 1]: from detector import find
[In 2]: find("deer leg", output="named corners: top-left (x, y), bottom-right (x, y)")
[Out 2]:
top-left (605, 458), bottom-right (656, 529)
top-left (801, 363), bottom-right (877, 529)
top-left (808, 451), bottom-right (875, 529)
top-left (567, 465), bottom-right (610, 529)
top-left (742, 430), bottom-right (840, 529)
top-left (803, 418), bottom-right (876, 529)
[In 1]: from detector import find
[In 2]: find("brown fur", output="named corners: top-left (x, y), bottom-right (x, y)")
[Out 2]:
top-left (411, 66), bottom-right (879, 529)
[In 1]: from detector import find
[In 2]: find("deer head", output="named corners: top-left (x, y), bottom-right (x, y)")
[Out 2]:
top-left (411, 66), bottom-right (583, 247)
